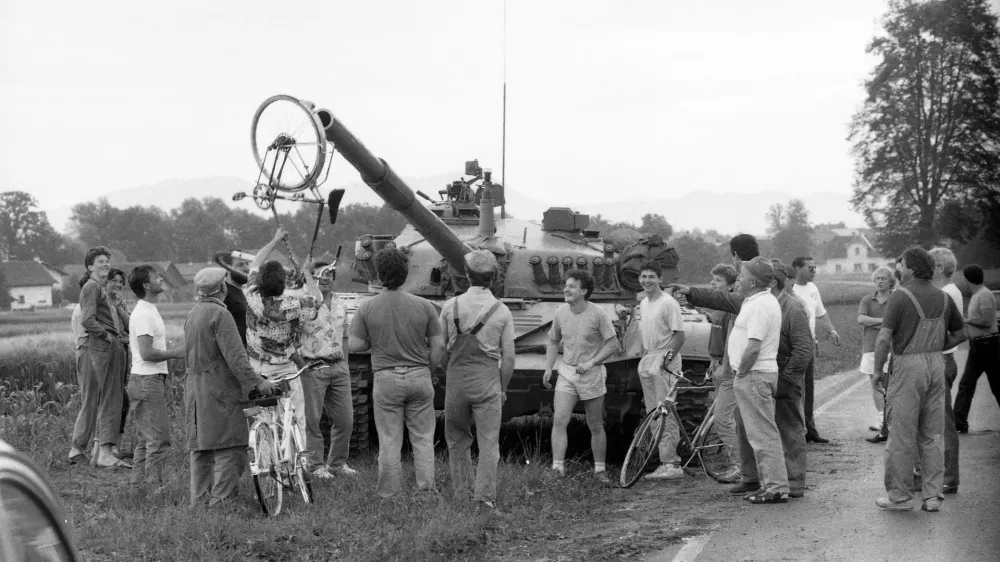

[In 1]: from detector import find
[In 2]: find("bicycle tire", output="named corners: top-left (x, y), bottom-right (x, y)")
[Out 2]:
top-left (620, 408), bottom-right (665, 488)
top-left (252, 424), bottom-right (283, 516)
top-left (251, 94), bottom-right (327, 192)
top-left (694, 421), bottom-right (732, 481)
top-left (291, 427), bottom-right (314, 504)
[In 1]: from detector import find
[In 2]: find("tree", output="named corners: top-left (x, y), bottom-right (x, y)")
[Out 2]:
top-left (672, 233), bottom-right (723, 284)
top-left (0, 191), bottom-right (64, 261)
top-left (0, 267), bottom-right (11, 310)
top-left (765, 199), bottom-right (813, 262)
top-left (849, 0), bottom-right (1000, 254)
top-left (639, 213), bottom-right (673, 240)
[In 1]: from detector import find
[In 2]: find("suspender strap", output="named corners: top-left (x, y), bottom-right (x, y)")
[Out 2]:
top-left (470, 301), bottom-right (504, 335)
top-left (897, 287), bottom-right (925, 319)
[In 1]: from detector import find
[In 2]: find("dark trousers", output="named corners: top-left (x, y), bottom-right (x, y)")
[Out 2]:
top-left (804, 356), bottom-right (816, 434)
top-left (943, 354), bottom-right (959, 487)
top-left (954, 336), bottom-right (1000, 430)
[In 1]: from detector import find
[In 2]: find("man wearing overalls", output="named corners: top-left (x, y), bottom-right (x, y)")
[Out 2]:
top-left (439, 250), bottom-right (515, 509)
top-left (874, 247), bottom-right (966, 512)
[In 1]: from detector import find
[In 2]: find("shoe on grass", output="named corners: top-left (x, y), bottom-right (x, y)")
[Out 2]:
top-left (875, 497), bottom-right (913, 511)
top-left (332, 464), bottom-right (359, 477)
top-left (729, 481), bottom-right (760, 495)
top-left (645, 465), bottom-right (684, 480)
top-left (312, 466), bottom-right (335, 480)
top-left (593, 471), bottom-right (611, 485)
top-left (921, 498), bottom-right (942, 512)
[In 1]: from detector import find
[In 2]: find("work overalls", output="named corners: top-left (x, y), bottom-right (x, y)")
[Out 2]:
top-left (444, 300), bottom-right (504, 504)
top-left (884, 288), bottom-right (948, 504)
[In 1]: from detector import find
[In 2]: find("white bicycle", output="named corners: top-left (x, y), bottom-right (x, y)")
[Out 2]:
top-left (244, 362), bottom-right (320, 516)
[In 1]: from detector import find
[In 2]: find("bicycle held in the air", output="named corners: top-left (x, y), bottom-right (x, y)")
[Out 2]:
top-left (620, 368), bottom-right (731, 488)
top-left (244, 361), bottom-right (323, 516)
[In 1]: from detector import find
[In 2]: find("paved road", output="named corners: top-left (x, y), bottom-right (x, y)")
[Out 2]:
top-left (651, 345), bottom-right (1000, 562)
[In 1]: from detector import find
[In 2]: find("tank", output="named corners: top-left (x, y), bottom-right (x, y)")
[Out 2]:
top-left (314, 108), bottom-right (714, 451)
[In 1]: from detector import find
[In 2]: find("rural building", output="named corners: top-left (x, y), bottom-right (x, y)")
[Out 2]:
top-left (816, 228), bottom-right (893, 276)
top-left (0, 261), bottom-right (59, 310)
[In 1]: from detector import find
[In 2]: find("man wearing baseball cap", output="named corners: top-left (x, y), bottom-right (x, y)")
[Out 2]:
top-left (184, 267), bottom-right (277, 506)
top-left (439, 250), bottom-right (515, 509)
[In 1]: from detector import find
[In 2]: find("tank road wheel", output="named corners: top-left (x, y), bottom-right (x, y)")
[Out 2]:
top-left (251, 95), bottom-right (327, 192)
top-left (620, 407), bottom-right (666, 488)
top-left (349, 360), bottom-right (373, 452)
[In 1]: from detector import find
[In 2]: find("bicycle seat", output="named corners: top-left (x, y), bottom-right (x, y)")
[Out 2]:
top-left (252, 397), bottom-right (280, 408)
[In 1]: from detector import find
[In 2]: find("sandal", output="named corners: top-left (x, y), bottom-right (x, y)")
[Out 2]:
top-left (745, 491), bottom-right (788, 504)
top-left (97, 458), bottom-right (133, 470)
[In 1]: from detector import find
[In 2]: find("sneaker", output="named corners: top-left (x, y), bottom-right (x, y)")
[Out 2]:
top-left (545, 466), bottom-right (566, 480)
top-left (729, 481), bottom-right (761, 495)
top-left (644, 465), bottom-right (685, 480)
top-left (875, 497), bottom-right (914, 511)
top-left (331, 464), bottom-right (359, 477)
top-left (593, 471), bottom-right (611, 485)
top-left (312, 466), bottom-right (335, 480)
top-left (715, 467), bottom-right (742, 484)
top-left (943, 485), bottom-right (958, 494)
top-left (921, 498), bottom-right (941, 512)
top-left (869, 413), bottom-right (884, 432)
top-left (745, 491), bottom-right (788, 504)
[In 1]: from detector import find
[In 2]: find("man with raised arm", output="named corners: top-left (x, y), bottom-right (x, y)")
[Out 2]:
top-left (542, 269), bottom-right (618, 484)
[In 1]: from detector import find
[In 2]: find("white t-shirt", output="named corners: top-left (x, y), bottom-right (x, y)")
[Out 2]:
top-left (792, 282), bottom-right (827, 340)
top-left (941, 283), bottom-right (963, 355)
top-left (638, 292), bottom-right (685, 372)
top-left (129, 300), bottom-right (168, 375)
top-left (727, 290), bottom-right (781, 374)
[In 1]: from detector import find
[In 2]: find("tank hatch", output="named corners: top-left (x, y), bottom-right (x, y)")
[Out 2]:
top-left (542, 207), bottom-right (590, 232)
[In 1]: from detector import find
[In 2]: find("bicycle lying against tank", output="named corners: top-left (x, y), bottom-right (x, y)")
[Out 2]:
top-left (620, 368), bottom-right (732, 488)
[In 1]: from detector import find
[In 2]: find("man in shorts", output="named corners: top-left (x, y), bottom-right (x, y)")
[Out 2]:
top-left (542, 269), bottom-right (618, 484)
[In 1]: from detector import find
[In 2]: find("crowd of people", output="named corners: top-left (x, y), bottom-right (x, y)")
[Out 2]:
top-left (65, 227), bottom-right (997, 513)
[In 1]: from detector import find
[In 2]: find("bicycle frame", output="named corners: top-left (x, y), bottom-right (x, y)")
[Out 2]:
top-left (246, 371), bottom-right (314, 480)
top-left (656, 370), bottom-right (724, 477)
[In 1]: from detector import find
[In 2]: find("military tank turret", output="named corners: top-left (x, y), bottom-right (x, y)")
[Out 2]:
top-left (304, 105), bottom-right (713, 451)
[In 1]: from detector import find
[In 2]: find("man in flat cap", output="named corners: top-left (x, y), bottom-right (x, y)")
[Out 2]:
top-left (184, 267), bottom-right (277, 506)
top-left (438, 250), bottom-right (515, 509)
top-left (673, 256), bottom-right (787, 503)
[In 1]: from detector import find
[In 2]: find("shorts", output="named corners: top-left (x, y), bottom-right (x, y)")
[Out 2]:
top-left (554, 363), bottom-right (607, 401)
top-left (858, 352), bottom-right (890, 376)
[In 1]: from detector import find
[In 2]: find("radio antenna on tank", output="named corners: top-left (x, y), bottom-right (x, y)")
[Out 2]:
top-left (501, 0), bottom-right (507, 220)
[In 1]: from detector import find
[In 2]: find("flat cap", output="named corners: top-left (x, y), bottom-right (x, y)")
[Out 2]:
top-left (743, 256), bottom-right (774, 285)
top-left (770, 258), bottom-right (788, 283)
top-left (194, 267), bottom-right (227, 296)
top-left (465, 250), bottom-right (498, 274)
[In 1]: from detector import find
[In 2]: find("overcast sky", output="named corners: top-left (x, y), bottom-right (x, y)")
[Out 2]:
top-left (2, 0), bottom-right (893, 229)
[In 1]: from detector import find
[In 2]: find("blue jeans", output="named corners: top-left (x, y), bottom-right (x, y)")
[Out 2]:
top-left (127, 374), bottom-right (171, 485)
top-left (373, 367), bottom-right (436, 497)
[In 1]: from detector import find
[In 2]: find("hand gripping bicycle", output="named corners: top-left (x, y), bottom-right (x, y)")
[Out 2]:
top-left (244, 361), bottom-right (322, 516)
top-left (620, 369), bottom-right (732, 488)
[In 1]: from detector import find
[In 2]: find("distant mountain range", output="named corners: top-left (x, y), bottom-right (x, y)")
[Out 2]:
top-left (46, 175), bottom-right (864, 237)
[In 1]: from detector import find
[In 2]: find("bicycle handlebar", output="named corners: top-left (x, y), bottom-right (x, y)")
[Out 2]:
top-left (665, 368), bottom-right (711, 388)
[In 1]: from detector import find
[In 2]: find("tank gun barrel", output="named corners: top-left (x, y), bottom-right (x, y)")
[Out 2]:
top-left (316, 109), bottom-right (473, 274)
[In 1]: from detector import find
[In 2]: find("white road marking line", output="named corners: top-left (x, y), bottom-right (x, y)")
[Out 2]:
top-left (670, 533), bottom-right (713, 562)
top-left (815, 374), bottom-right (868, 416)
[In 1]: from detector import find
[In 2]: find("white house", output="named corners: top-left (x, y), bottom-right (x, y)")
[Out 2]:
top-left (818, 228), bottom-right (893, 276)
top-left (1, 261), bottom-right (58, 310)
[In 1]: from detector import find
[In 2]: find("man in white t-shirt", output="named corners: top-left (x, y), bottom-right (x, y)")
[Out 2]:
top-left (127, 265), bottom-right (184, 486)
top-left (929, 247), bottom-right (962, 493)
top-left (727, 257), bottom-right (788, 504)
top-left (791, 256), bottom-right (841, 443)
top-left (635, 261), bottom-right (687, 481)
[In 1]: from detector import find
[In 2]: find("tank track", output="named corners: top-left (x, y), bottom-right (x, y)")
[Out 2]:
top-left (349, 360), bottom-right (373, 452)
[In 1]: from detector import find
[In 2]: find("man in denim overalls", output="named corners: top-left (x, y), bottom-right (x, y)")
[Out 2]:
top-left (439, 250), bottom-right (515, 509)
top-left (873, 247), bottom-right (966, 512)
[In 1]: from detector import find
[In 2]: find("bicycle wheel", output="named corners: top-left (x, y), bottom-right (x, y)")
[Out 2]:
top-left (694, 421), bottom-right (732, 481)
top-left (251, 95), bottom-right (327, 192)
top-left (290, 426), bottom-right (314, 504)
top-left (252, 424), bottom-right (283, 516)
top-left (620, 408), bottom-right (666, 488)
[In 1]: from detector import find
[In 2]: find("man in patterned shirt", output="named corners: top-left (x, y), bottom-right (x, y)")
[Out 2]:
top-left (246, 228), bottom-right (320, 447)
top-left (299, 259), bottom-right (357, 479)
